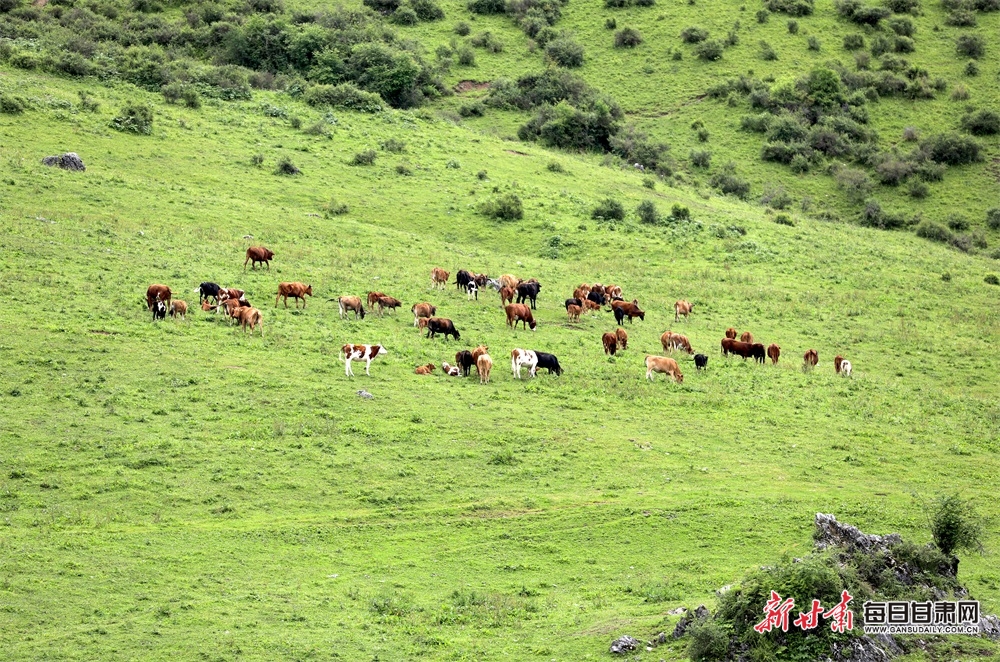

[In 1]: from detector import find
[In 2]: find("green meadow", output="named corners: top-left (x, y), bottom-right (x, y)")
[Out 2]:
top-left (0, 0), bottom-right (999, 654)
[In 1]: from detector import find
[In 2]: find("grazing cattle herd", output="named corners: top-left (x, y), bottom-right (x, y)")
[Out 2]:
top-left (145, 251), bottom-right (857, 385)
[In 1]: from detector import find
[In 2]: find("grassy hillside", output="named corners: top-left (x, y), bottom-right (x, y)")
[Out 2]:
top-left (2, 65), bottom-right (1000, 660)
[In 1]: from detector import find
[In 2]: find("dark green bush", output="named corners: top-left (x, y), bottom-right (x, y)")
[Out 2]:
top-left (304, 83), bottom-right (384, 112)
top-left (945, 9), bottom-right (976, 25)
top-left (843, 33), bottom-right (865, 49)
top-left (481, 193), bottom-right (524, 220)
top-left (711, 164), bottom-right (751, 199)
top-left (467, 0), bottom-right (505, 13)
top-left (636, 200), bottom-right (660, 224)
top-left (888, 15), bottom-right (914, 34)
top-left (454, 21), bottom-right (471, 35)
top-left (680, 26), bottom-right (709, 43)
top-left (350, 149), bottom-right (378, 166)
top-left (740, 114), bottom-right (772, 133)
top-left (695, 39), bottom-right (724, 60)
top-left (322, 197), bottom-right (349, 216)
top-left (457, 46), bottom-right (476, 66)
top-left (546, 38), bottom-right (584, 67)
top-left (471, 31), bottom-right (504, 52)
top-left (687, 620), bottom-right (729, 662)
top-left (929, 494), bottom-right (984, 555)
top-left (986, 275), bottom-right (1000, 285)
top-left (547, 160), bottom-right (566, 172)
top-left (756, 8), bottom-right (770, 21)
top-left (381, 138), bottom-right (407, 153)
top-left (614, 27), bottom-right (643, 47)
top-left (915, 220), bottom-right (953, 243)
top-left (986, 208), bottom-right (1000, 230)
top-left (774, 213), bottom-right (795, 226)
top-left (922, 132), bottom-right (982, 165)
top-left (875, 158), bottom-right (913, 186)
top-left (592, 197), bottom-right (626, 221)
top-left (395, 163), bottom-right (412, 175)
top-left (671, 203), bottom-right (691, 220)
top-left (961, 109), bottom-right (1000, 136)
top-left (346, 43), bottom-right (424, 108)
top-left (787, 19), bottom-right (799, 32)
top-left (907, 180), bottom-right (928, 198)
top-left (690, 149), bottom-right (711, 168)
top-left (410, 0), bottom-right (444, 20)
top-left (766, 0), bottom-right (813, 14)
top-left (0, 93), bottom-right (27, 114)
top-left (807, 36), bottom-right (821, 50)
top-left (605, 17), bottom-right (617, 28)
top-left (609, 125), bottom-right (670, 170)
top-left (274, 155), bottom-right (301, 175)
top-left (458, 100), bottom-right (486, 116)
top-left (884, 0), bottom-right (919, 10)
top-left (947, 215), bottom-right (969, 231)
top-left (956, 34), bottom-right (984, 59)
top-left (390, 6), bottom-right (418, 25)
top-left (110, 103), bottom-right (153, 135)
top-left (836, 167), bottom-right (873, 202)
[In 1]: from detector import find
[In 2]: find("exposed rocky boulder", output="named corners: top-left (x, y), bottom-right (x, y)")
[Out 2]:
top-left (41, 152), bottom-right (85, 171)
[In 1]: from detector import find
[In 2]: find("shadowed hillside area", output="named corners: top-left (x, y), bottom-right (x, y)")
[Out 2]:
top-left (0, 0), bottom-right (998, 657)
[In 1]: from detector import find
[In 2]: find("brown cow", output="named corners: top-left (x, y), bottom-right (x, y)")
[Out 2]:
top-left (662, 331), bottom-right (693, 354)
top-left (414, 363), bottom-right (435, 375)
top-left (606, 285), bottom-right (622, 300)
top-left (146, 284), bottom-right (171, 311)
top-left (834, 355), bottom-right (844, 374)
top-left (244, 246), bottom-right (274, 270)
top-left (602, 332), bottom-right (618, 355)
top-left (611, 301), bottom-right (644, 325)
top-left (725, 327), bottom-right (737, 339)
top-left (411, 302), bottom-right (436, 326)
top-left (499, 286), bottom-right (515, 307)
top-left (477, 353), bottom-right (493, 384)
top-left (505, 303), bottom-right (536, 331)
top-left (674, 300), bottom-right (693, 323)
top-left (472, 344), bottom-right (489, 366)
top-left (616, 328), bottom-right (628, 350)
top-left (367, 291), bottom-right (386, 308)
top-left (219, 298), bottom-right (244, 323)
top-left (646, 355), bottom-right (683, 383)
top-left (567, 304), bottom-right (582, 322)
top-left (499, 274), bottom-right (519, 290)
top-left (431, 267), bottom-right (449, 289)
top-left (218, 288), bottom-right (245, 303)
top-left (767, 344), bottom-right (781, 365)
top-left (169, 300), bottom-right (188, 320)
top-left (275, 282), bottom-right (313, 308)
top-left (573, 286), bottom-right (591, 301)
top-left (740, 331), bottom-right (753, 344)
top-left (376, 296), bottom-right (402, 317)
top-left (338, 296), bottom-right (366, 320)
top-left (721, 338), bottom-right (753, 358)
top-left (584, 300), bottom-right (601, 313)
top-left (235, 306), bottom-right (264, 336)
top-left (804, 349), bottom-right (819, 370)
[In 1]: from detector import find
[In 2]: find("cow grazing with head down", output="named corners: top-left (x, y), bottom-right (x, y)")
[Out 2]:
top-left (169, 300), bottom-right (188, 320)
top-left (674, 300), bottom-right (693, 323)
top-left (841, 360), bottom-right (852, 377)
top-left (602, 332), bottom-right (618, 355)
top-left (244, 246), bottom-right (274, 270)
top-left (584, 300), bottom-right (601, 314)
top-left (804, 349), bottom-right (819, 370)
top-left (340, 343), bottom-right (387, 376)
top-left (533, 352), bottom-right (563, 376)
top-left (516, 281), bottom-right (541, 310)
top-left (152, 299), bottom-right (167, 321)
top-left (377, 296), bottom-right (402, 317)
top-left (721, 338), bottom-right (753, 359)
top-left (611, 301), bottom-right (644, 325)
top-left (695, 354), bottom-right (709, 370)
top-left (236, 306), bottom-right (264, 336)
top-left (725, 327), bottom-right (737, 339)
top-left (276, 283), bottom-right (312, 308)
top-left (411, 302), bottom-right (436, 326)
top-left (146, 284), bottom-right (171, 311)
top-left (587, 290), bottom-right (607, 306)
top-left (505, 304), bottom-right (536, 331)
top-left (442, 362), bottom-right (461, 377)
top-left (426, 318), bottom-right (460, 340)
top-left (455, 350), bottom-right (476, 376)
top-left (477, 353), bottom-right (493, 384)
top-left (567, 305), bottom-right (582, 322)
top-left (511, 348), bottom-right (538, 379)
top-left (767, 344), bottom-right (781, 365)
top-left (834, 355), bottom-right (844, 374)
top-left (338, 296), bottom-right (365, 320)
top-left (661, 332), bottom-right (692, 354)
top-left (740, 331), bottom-right (754, 344)
top-left (197, 282), bottom-right (221, 304)
top-left (415, 363), bottom-right (435, 375)
top-left (367, 292), bottom-right (386, 308)
top-left (431, 268), bottom-right (449, 289)
top-left (751, 343), bottom-right (766, 364)
top-left (616, 328), bottom-right (628, 350)
top-left (646, 355), bottom-right (683, 383)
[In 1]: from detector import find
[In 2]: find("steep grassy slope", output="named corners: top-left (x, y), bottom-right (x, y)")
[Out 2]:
top-left (1, 70), bottom-right (1000, 660)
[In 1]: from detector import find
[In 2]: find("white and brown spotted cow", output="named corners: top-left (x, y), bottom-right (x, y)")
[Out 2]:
top-left (340, 343), bottom-right (387, 377)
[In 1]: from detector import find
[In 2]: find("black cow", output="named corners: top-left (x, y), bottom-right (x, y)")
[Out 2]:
top-left (455, 270), bottom-right (473, 291)
top-left (751, 343), bottom-right (766, 364)
top-left (198, 282), bottom-right (221, 303)
top-left (152, 300), bottom-right (167, 321)
top-left (533, 351), bottom-right (563, 376)
top-left (426, 317), bottom-right (460, 340)
top-left (565, 298), bottom-right (582, 310)
top-left (516, 281), bottom-right (541, 309)
top-left (587, 290), bottom-right (606, 306)
top-left (455, 350), bottom-right (476, 377)
top-left (695, 354), bottom-right (709, 370)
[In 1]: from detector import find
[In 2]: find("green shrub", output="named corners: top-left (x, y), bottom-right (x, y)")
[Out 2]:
top-left (759, 40), bottom-right (778, 60)
top-left (986, 208), bottom-right (1000, 230)
top-left (766, 0), bottom-right (813, 14)
top-left (546, 38), bottom-right (585, 67)
top-left (410, 0), bottom-right (444, 20)
top-left (605, 17), bottom-right (617, 28)
top-left (467, 0), bottom-right (505, 13)
top-left (740, 114), bottom-right (772, 132)
top-left (695, 39), bottom-right (724, 60)
top-left (390, 6), bottom-right (418, 25)
top-left (711, 167), bottom-right (751, 199)
top-left (395, 163), bottom-right (413, 175)
top-left (457, 46), bottom-right (476, 66)
top-left (956, 34), bottom-right (984, 59)
top-left (964, 61), bottom-right (979, 77)
top-left (608, 125), bottom-right (670, 170)
top-left (807, 36), bottom-right (821, 50)
top-left (322, 197), bottom-right (349, 216)
top-left (843, 33), bottom-right (865, 49)
top-left (477, 169), bottom-right (488, 180)
top-left (680, 26), bottom-right (710, 43)
top-left (547, 161), bottom-right (566, 172)
top-left (251, 153), bottom-right (264, 167)
top-left (915, 220), bottom-right (953, 243)
top-left (0, 93), bottom-right (27, 114)
top-left (274, 155), bottom-right (301, 175)
top-left (884, 0), bottom-right (919, 10)
top-left (888, 16), bottom-right (915, 35)
top-left (481, 193), bottom-right (524, 220)
top-left (929, 494), bottom-right (984, 555)
top-left (592, 197), bottom-right (626, 221)
top-left (351, 149), bottom-right (378, 166)
top-left (642, 176), bottom-right (655, 189)
top-left (290, 116), bottom-right (303, 129)
top-left (922, 132), bottom-right (982, 165)
top-left (471, 31), bottom-right (504, 53)
top-left (687, 620), bottom-right (729, 662)
top-left (454, 21), bottom-right (471, 35)
top-left (614, 27), bottom-right (643, 47)
top-left (671, 203), bottom-right (691, 220)
top-left (458, 100), bottom-right (486, 116)
top-left (986, 275), bottom-right (1000, 286)
top-left (774, 213), bottom-right (795, 226)
top-left (875, 158), bottom-right (913, 186)
top-left (381, 138), bottom-right (407, 153)
top-left (690, 149), bottom-right (711, 168)
top-left (304, 120), bottom-right (329, 136)
top-left (304, 84), bottom-right (384, 113)
top-left (907, 180), bottom-right (928, 198)
top-left (756, 8), bottom-right (770, 21)
top-left (947, 215), bottom-right (969, 231)
top-left (761, 184), bottom-right (791, 209)
top-left (110, 103), bottom-right (153, 135)
top-left (346, 43), bottom-right (424, 108)
top-left (961, 109), bottom-right (1000, 136)
top-left (636, 200), bottom-right (660, 224)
